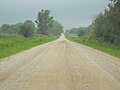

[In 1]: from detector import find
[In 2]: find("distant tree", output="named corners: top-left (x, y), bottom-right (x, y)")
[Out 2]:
top-left (35, 9), bottom-right (53, 35)
top-left (69, 28), bottom-right (79, 35)
top-left (49, 20), bottom-right (63, 35)
top-left (0, 26), bottom-right (1, 33)
top-left (77, 27), bottom-right (86, 37)
top-left (0, 23), bottom-right (23, 34)
top-left (20, 20), bottom-right (35, 37)
top-left (66, 26), bottom-right (90, 37)
top-left (1, 24), bottom-right (13, 34)
top-left (65, 30), bottom-right (70, 34)
top-left (13, 22), bottom-right (23, 34)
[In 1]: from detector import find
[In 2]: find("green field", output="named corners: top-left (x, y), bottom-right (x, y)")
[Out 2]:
top-left (65, 35), bottom-right (120, 58)
top-left (0, 34), bottom-right (58, 58)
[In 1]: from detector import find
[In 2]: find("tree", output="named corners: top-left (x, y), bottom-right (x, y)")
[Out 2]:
top-left (13, 22), bottom-right (23, 34)
top-left (49, 20), bottom-right (63, 35)
top-left (1, 24), bottom-right (13, 34)
top-left (107, 0), bottom-right (120, 45)
top-left (91, 0), bottom-right (120, 45)
top-left (20, 20), bottom-right (35, 37)
top-left (66, 26), bottom-right (90, 37)
top-left (35, 9), bottom-right (53, 35)
top-left (0, 23), bottom-right (23, 34)
top-left (77, 27), bottom-right (86, 37)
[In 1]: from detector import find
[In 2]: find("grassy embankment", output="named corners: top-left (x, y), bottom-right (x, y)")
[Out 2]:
top-left (66, 35), bottom-right (120, 58)
top-left (0, 34), bottom-right (58, 58)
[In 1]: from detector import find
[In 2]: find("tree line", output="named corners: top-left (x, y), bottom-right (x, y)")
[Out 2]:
top-left (66, 0), bottom-right (120, 46)
top-left (0, 9), bottom-right (63, 37)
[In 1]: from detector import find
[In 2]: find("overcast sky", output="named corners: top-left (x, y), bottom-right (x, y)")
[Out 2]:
top-left (0, 0), bottom-right (109, 29)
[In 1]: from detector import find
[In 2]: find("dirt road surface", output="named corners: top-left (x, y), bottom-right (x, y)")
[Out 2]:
top-left (0, 34), bottom-right (120, 90)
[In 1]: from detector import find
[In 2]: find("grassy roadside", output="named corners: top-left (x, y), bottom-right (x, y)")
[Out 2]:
top-left (65, 35), bottom-right (120, 58)
top-left (0, 34), bottom-right (58, 58)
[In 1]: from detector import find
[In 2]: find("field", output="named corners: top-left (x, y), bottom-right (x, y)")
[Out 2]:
top-left (65, 35), bottom-right (120, 58)
top-left (0, 34), bottom-right (58, 58)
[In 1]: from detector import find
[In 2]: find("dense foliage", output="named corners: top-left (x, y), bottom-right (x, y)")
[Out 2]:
top-left (0, 9), bottom-right (63, 37)
top-left (66, 0), bottom-right (120, 46)
top-left (35, 9), bottom-right (53, 35)
top-left (0, 23), bottom-right (23, 34)
top-left (20, 20), bottom-right (35, 37)
top-left (66, 25), bottom-right (92, 37)
top-left (92, 0), bottom-right (120, 45)
top-left (49, 20), bottom-right (63, 36)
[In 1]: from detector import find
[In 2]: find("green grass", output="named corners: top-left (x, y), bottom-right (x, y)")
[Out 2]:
top-left (65, 35), bottom-right (120, 58)
top-left (0, 34), bottom-right (58, 58)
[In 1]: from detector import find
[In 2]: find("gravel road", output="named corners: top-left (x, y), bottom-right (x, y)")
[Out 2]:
top-left (0, 34), bottom-right (120, 90)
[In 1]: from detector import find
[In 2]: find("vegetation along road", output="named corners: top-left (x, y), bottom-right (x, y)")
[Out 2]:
top-left (0, 34), bottom-right (120, 90)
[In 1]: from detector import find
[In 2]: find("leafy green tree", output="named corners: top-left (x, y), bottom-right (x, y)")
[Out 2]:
top-left (65, 30), bottom-right (70, 34)
top-left (20, 20), bottom-right (35, 37)
top-left (49, 20), bottom-right (63, 35)
top-left (66, 26), bottom-right (91, 37)
top-left (13, 22), bottom-right (23, 34)
top-left (35, 9), bottom-right (53, 35)
top-left (1, 24), bottom-right (13, 34)
top-left (107, 0), bottom-right (120, 45)
top-left (77, 27), bottom-right (86, 37)
top-left (0, 23), bottom-right (23, 34)
top-left (68, 28), bottom-right (79, 35)
top-left (91, 0), bottom-right (120, 45)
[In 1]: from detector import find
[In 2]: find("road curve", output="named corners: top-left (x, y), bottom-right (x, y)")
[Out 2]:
top-left (0, 34), bottom-right (120, 90)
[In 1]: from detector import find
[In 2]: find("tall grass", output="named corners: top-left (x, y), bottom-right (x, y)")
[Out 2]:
top-left (65, 35), bottom-right (120, 58)
top-left (0, 34), bottom-right (58, 58)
